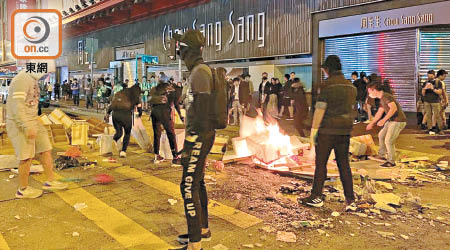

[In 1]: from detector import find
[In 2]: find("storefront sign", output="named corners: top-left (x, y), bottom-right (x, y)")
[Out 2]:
top-left (115, 44), bottom-right (145, 60)
top-left (162, 10), bottom-right (265, 52)
top-left (319, 1), bottom-right (450, 38)
top-left (109, 61), bottom-right (122, 68)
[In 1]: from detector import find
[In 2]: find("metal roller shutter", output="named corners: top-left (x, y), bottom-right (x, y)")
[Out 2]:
top-left (419, 31), bottom-right (450, 113)
top-left (323, 29), bottom-right (418, 112)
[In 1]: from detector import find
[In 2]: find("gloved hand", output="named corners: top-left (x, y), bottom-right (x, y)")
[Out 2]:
top-left (310, 128), bottom-right (319, 147)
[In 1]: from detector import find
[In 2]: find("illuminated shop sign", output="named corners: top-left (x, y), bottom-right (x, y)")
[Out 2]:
top-left (319, 1), bottom-right (449, 38)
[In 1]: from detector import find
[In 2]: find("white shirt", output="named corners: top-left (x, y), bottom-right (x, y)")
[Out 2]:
top-left (234, 84), bottom-right (239, 100)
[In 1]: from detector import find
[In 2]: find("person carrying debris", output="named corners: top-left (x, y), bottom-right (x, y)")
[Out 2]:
top-left (148, 80), bottom-right (181, 165)
top-left (6, 60), bottom-right (68, 199)
top-left (170, 30), bottom-right (220, 250)
top-left (366, 81), bottom-right (407, 168)
top-left (299, 55), bottom-right (357, 210)
top-left (106, 83), bottom-right (142, 158)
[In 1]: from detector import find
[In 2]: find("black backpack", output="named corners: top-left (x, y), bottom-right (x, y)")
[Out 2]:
top-left (209, 67), bottom-right (228, 129)
top-left (110, 90), bottom-right (132, 111)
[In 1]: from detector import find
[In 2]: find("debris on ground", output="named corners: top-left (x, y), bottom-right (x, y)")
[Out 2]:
top-left (377, 231), bottom-right (395, 239)
top-left (210, 164), bottom-right (312, 230)
top-left (14, 215), bottom-right (20, 220)
top-left (276, 231), bottom-right (297, 243)
top-left (73, 203), bottom-right (88, 211)
top-left (72, 232), bottom-right (80, 237)
top-left (168, 199), bottom-right (177, 206)
top-left (93, 174), bottom-right (115, 184)
top-left (212, 244), bottom-right (229, 250)
top-left (242, 244), bottom-right (254, 248)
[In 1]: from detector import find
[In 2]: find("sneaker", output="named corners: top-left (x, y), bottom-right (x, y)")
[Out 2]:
top-left (345, 201), bottom-right (357, 212)
top-left (42, 181), bottom-right (68, 191)
top-left (429, 130), bottom-right (436, 135)
top-left (370, 155), bottom-right (387, 162)
top-left (153, 155), bottom-right (164, 164)
top-left (119, 151), bottom-right (127, 158)
top-left (286, 118), bottom-right (294, 121)
top-left (380, 161), bottom-right (395, 168)
top-left (16, 186), bottom-right (43, 199)
top-left (177, 231), bottom-right (211, 245)
top-left (172, 157), bottom-right (182, 166)
top-left (298, 196), bottom-right (324, 208)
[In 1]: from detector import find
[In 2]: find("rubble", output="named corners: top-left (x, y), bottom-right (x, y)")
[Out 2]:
top-left (167, 199), bottom-right (177, 206)
top-left (400, 234), bottom-right (409, 240)
top-left (276, 231), bottom-right (297, 243)
top-left (212, 244), bottom-right (229, 250)
top-left (72, 232), bottom-right (80, 237)
top-left (374, 202), bottom-right (397, 214)
top-left (242, 244), bottom-right (254, 248)
top-left (375, 181), bottom-right (394, 191)
top-left (377, 231), bottom-right (395, 238)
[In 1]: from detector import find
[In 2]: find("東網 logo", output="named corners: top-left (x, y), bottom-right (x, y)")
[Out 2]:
top-left (11, 9), bottom-right (62, 59)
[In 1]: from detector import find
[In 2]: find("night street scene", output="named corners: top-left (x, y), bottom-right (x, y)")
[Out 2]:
top-left (0, 0), bottom-right (450, 249)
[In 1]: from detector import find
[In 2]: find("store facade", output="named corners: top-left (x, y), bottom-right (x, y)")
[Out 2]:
top-left (313, 0), bottom-right (450, 112)
top-left (61, 0), bottom-right (322, 91)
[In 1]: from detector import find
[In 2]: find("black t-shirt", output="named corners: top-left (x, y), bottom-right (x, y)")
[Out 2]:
top-left (316, 72), bottom-right (357, 135)
top-left (353, 79), bottom-right (367, 101)
top-left (422, 80), bottom-right (442, 103)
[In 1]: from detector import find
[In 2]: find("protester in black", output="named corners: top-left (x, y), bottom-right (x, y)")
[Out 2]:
top-left (299, 55), bottom-right (356, 210)
top-left (258, 76), bottom-right (270, 115)
top-left (106, 84), bottom-right (142, 158)
top-left (172, 30), bottom-right (216, 250)
top-left (292, 78), bottom-right (308, 137)
top-left (353, 72), bottom-right (367, 122)
top-left (149, 80), bottom-right (180, 164)
top-left (54, 81), bottom-right (61, 100)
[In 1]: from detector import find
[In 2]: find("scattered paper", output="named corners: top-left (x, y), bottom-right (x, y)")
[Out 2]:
top-left (168, 199), bottom-right (178, 206)
top-left (72, 232), bottom-right (80, 237)
top-left (74, 203), bottom-right (88, 211)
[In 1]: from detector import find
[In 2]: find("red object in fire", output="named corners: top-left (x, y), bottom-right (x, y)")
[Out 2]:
top-left (93, 174), bottom-right (115, 184)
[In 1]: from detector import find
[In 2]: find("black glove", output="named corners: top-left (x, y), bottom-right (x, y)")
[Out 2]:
top-left (137, 107), bottom-right (143, 117)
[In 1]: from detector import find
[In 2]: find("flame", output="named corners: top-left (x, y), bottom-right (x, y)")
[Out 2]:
top-left (238, 110), bottom-right (296, 170)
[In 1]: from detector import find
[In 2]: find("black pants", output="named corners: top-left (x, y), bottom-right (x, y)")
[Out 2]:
top-left (151, 105), bottom-right (177, 157)
top-left (86, 94), bottom-right (93, 109)
top-left (73, 94), bottom-right (80, 106)
top-left (180, 129), bottom-right (215, 243)
top-left (54, 89), bottom-right (60, 100)
top-left (112, 111), bottom-right (132, 152)
top-left (312, 133), bottom-right (354, 202)
top-left (48, 91), bottom-right (52, 99)
top-left (294, 111), bottom-right (306, 137)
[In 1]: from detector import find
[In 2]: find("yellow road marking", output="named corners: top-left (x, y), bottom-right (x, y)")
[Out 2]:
top-left (33, 174), bottom-right (173, 249)
top-left (0, 233), bottom-right (10, 250)
top-left (114, 166), bottom-right (262, 229)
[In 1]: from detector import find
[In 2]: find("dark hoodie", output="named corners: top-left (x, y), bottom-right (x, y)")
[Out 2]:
top-left (180, 44), bottom-right (213, 133)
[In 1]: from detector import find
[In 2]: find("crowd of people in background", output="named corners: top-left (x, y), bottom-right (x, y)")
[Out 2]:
top-left (350, 69), bottom-right (449, 135)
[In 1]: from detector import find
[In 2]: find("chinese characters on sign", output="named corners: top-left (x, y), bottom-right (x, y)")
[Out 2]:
top-left (25, 62), bottom-right (48, 73)
top-left (361, 13), bottom-right (433, 29)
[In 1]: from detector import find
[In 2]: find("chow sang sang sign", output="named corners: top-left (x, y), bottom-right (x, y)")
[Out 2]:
top-left (162, 10), bottom-right (266, 52)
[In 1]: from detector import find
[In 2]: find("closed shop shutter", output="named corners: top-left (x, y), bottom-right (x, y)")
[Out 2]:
top-left (419, 31), bottom-right (450, 113)
top-left (323, 29), bottom-right (418, 112)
